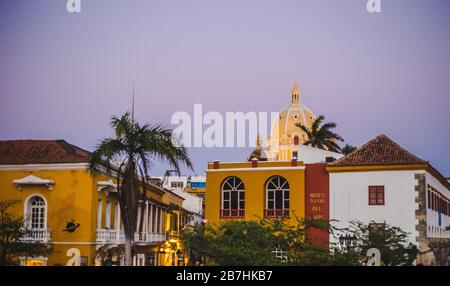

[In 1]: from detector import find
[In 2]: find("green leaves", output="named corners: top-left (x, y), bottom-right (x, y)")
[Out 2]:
top-left (181, 218), bottom-right (418, 266)
top-left (295, 114), bottom-right (344, 153)
top-left (0, 200), bottom-right (51, 266)
top-left (341, 221), bottom-right (419, 266)
top-left (341, 144), bottom-right (358, 155)
top-left (89, 112), bottom-right (193, 265)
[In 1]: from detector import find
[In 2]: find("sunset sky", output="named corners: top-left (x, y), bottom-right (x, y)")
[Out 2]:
top-left (1, 0), bottom-right (449, 176)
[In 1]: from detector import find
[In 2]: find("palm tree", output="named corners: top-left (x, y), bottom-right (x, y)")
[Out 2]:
top-left (295, 115), bottom-right (343, 153)
top-left (341, 144), bottom-right (357, 155)
top-left (89, 112), bottom-right (192, 266)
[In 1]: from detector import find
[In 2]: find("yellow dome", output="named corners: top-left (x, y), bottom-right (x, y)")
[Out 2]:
top-left (271, 82), bottom-right (316, 146)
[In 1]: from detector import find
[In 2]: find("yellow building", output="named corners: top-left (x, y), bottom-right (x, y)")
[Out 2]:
top-left (206, 83), bottom-right (318, 226)
top-left (0, 140), bottom-right (188, 266)
top-left (205, 159), bottom-right (305, 226)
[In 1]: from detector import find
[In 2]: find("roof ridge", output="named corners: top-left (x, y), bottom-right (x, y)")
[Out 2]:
top-left (330, 133), bottom-right (427, 166)
top-left (330, 134), bottom-right (382, 165)
top-left (377, 134), bottom-right (427, 163)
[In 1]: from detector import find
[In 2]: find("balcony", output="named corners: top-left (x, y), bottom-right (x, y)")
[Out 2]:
top-left (264, 209), bottom-right (290, 218)
top-left (21, 228), bottom-right (52, 243)
top-left (96, 229), bottom-right (125, 243)
top-left (96, 229), bottom-right (165, 244)
top-left (134, 232), bottom-right (166, 244)
top-left (220, 209), bottom-right (245, 218)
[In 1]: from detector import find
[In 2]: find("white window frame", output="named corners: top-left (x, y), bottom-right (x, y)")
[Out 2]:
top-left (265, 176), bottom-right (290, 211)
top-left (24, 194), bottom-right (48, 230)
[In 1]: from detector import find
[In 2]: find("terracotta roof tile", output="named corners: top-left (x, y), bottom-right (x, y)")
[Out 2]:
top-left (330, 134), bottom-right (427, 166)
top-left (0, 140), bottom-right (91, 165)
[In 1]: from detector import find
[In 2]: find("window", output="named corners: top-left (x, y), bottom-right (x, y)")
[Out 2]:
top-left (171, 181), bottom-right (184, 189)
top-left (221, 176), bottom-right (245, 218)
top-left (265, 176), bottom-right (290, 217)
top-left (26, 196), bottom-right (46, 229)
top-left (368, 186), bottom-right (385, 205)
top-left (294, 136), bottom-right (299, 145)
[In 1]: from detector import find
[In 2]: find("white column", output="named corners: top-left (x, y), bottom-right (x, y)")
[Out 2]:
top-left (149, 204), bottom-right (154, 234)
top-left (105, 201), bottom-right (111, 229)
top-left (114, 203), bottom-right (121, 230)
top-left (157, 207), bottom-right (162, 234)
top-left (162, 209), bottom-right (166, 235)
top-left (143, 201), bottom-right (149, 234)
top-left (96, 200), bottom-right (103, 229)
top-left (136, 204), bottom-right (142, 233)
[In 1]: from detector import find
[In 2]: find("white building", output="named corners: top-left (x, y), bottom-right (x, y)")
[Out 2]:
top-left (153, 171), bottom-right (205, 227)
top-left (297, 144), bottom-right (343, 163)
top-left (326, 134), bottom-right (450, 265)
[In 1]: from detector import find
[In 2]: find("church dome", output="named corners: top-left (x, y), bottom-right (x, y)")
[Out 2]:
top-left (271, 82), bottom-right (316, 146)
top-left (247, 135), bottom-right (268, 161)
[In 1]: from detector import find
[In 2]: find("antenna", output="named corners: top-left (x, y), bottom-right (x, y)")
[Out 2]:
top-left (132, 80), bottom-right (135, 123)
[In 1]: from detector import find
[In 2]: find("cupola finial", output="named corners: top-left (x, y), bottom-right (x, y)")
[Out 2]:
top-left (291, 82), bottom-right (299, 103)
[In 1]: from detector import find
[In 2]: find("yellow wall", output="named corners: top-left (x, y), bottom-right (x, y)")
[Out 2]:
top-left (205, 161), bottom-right (305, 226)
top-left (0, 167), bottom-right (185, 266)
top-left (0, 169), bottom-right (95, 242)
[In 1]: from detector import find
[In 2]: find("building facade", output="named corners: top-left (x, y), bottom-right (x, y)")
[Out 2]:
top-left (0, 140), bottom-right (189, 266)
top-left (205, 160), bottom-right (306, 225)
top-left (327, 134), bottom-right (450, 265)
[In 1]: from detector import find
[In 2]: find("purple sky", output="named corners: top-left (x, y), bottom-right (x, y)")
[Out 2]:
top-left (1, 0), bottom-right (449, 176)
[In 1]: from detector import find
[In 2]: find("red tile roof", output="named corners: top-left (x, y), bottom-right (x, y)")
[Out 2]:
top-left (330, 134), bottom-right (427, 166)
top-left (0, 140), bottom-right (91, 165)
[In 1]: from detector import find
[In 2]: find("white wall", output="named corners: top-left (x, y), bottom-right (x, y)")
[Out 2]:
top-left (425, 171), bottom-right (450, 239)
top-left (297, 144), bottom-right (343, 164)
top-left (171, 188), bottom-right (203, 217)
top-left (329, 170), bottom-right (420, 245)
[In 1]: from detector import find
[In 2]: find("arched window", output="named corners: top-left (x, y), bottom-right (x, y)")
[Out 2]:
top-left (221, 176), bottom-right (245, 218)
top-left (265, 176), bottom-right (290, 217)
top-left (26, 196), bottom-right (47, 229)
top-left (294, 136), bottom-right (299, 145)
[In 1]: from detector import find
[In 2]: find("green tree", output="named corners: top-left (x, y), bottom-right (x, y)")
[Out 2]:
top-left (341, 144), bottom-right (357, 155)
top-left (295, 115), bottom-right (344, 153)
top-left (89, 112), bottom-right (192, 265)
top-left (0, 200), bottom-right (51, 266)
top-left (181, 217), bottom-right (361, 266)
top-left (343, 221), bottom-right (418, 266)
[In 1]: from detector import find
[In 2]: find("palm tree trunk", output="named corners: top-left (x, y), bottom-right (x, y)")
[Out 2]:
top-left (124, 235), bottom-right (132, 266)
